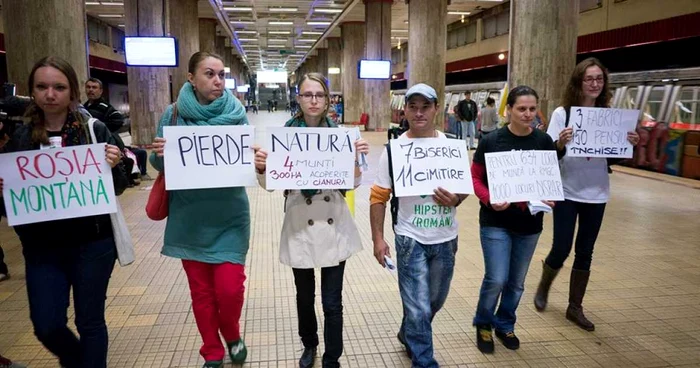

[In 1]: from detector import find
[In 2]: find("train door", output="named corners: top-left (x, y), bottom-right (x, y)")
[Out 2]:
top-left (668, 85), bottom-right (700, 179)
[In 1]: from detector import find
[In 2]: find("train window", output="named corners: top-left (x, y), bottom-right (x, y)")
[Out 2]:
top-left (496, 11), bottom-right (509, 36)
top-left (620, 87), bottom-right (640, 110)
top-left (465, 23), bottom-right (477, 45)
top-left (672, 87), bottom-right (699, 125)
top-left (580, 0), bottom-right (603, 12)
top-left (483, 15), bottom-right (497, 39)
top-left (448, 29), bottom-right (459, 49)
top-left (456, 27), bottom-right (468, 47)
top-left (644, 87), bottom-right (666, 123)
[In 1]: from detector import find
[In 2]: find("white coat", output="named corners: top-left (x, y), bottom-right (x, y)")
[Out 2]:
top-left (257, 173), bottom-right (363, 269)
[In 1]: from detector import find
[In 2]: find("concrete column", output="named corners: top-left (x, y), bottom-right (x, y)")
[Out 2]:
top-left (408, 0), bottom-right (447, 129)
top-left (364, 0), bottom-right (392, 131)
top-left (199, 19), bottom-right (218, 53)
top-left (216, 36), bottom-right (227, 59)
top-left (316, 49), bottom-right (329, 83)
top-left (508, 0), bottom-right (579, 119)
top-left (327, 38), bottom-right (342, 92)
top-left (169, 0), bottom-right (199, 100)
top-left (341, 22), bottom-right (365, 125)
top-left (125, 0), bottom-right (171, 145)
top-left (3, 0), bottom-right (88, 99)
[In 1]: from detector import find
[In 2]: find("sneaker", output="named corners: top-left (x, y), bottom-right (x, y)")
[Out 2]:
top-left (0, 273), bottom-right (9, 283)
top-left (202, 361), bottom-right (222, 368)
top-left (475, 324), bottom-right (494, 354)
top-left (495, 330), bottom-right (520, 350)
top-left (141, 173), bottom-right (154, 181)
top-left (396, 330), bottom-right (413, 358)
top-left (227, 339), bottom-right (247, 364)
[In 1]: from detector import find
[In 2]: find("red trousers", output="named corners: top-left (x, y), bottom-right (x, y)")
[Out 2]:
top-left (182, 260), bottom-right (246, 361)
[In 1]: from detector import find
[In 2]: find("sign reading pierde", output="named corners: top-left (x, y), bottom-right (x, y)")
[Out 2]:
top-left (567, 106), bottom-right (638, 158)
top-left (389, 138), bottom-right (474, 197)
top-left (0, 144), bottom-right (117, 226)
top-left (265, 127), bottom-right (356, 190)
top-left (485, 150), bottom-right (564, 203)
top-left (163, 125), bottom-right (257, 190)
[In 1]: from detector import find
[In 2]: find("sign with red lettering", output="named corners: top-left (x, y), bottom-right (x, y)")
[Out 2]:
top-left (0, 144), bottom-right (117, 226)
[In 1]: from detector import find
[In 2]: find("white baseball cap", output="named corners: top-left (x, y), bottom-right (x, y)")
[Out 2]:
top-left (405, 83), bottom-right (438, 103)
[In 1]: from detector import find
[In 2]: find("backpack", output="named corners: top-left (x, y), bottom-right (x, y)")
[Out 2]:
top-left (384, 143), bottom-right (399, 229)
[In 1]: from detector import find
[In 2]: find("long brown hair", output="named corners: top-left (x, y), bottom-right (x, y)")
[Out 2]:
top-left (295, 73), bottom-right (331, 120)
top-left (562, 57), bottom-right (611, 109)
top-left (188, 51), bottom-right (225, 75)
top-left (25, 56), bottom-right (83, 145)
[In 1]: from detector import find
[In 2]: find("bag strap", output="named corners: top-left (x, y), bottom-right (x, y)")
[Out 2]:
top-left (170, 103), bottom-right (178, 126)
top-left (385, 143), bottom-right (399, 229)
top-left (564, 105), bottom-right (571, 128)
top-left (87, 117), bottom-right (98, 144)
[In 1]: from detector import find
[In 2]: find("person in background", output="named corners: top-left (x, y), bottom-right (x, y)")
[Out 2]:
top-left (371, 83), bottom-right (467, 368)
top-left (456, 91), bottom-right (478, 149)
top-left (150, 52), bottom-right (250, 368)
top-left (0, 127), bottom-right (8, 283)
top-left (471, 85), bottom-right (556, 354)
top-left (253, 73), bottom-right (369, 368)
top-left (479, 97), bottom-right (499, 138)
top-left (0, 56), bottom-right (127, 368)
top-left (534, 57), bottom-right (640, 331)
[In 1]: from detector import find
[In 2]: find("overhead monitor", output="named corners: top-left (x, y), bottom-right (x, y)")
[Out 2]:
top-left (236, 85), bottom-right (250, 93)
top-left (225, 78), bottom-right (236, 89)
top-left (124, 37), bottom-right (178, 67)
top-left (358, 59), bottom-right (391, 80)
top-left (256, 70), bottom-right (288, 83)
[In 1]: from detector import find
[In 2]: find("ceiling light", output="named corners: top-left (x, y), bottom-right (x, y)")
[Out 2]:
top-left (328, 67), bottom-right (340, 74)
top-left (268, 30), bottom-right (291, 35)
top-left (235, 30), bottom-right (257, 34)
top-left (307, 21), bottom-right (331, 26)
top-left (313, 8), bottom-right (342, 14)
top-left (101, 1), bottom-right (124, 5)
top-left (117, 24), bottom-right (125, 28)
top-left (238, 38), bottom-right (258, 42)
top-left (85, 1), bottom-right (100, 5)
top-left (297, 39), bottom-right (315, 42)
top-left (224, 7), bottom-right (253, 11)
top-left (302, 31), bottom-right (323, 35)
top-left (391, 29), bottom-right (408, 33)
top-left (270, 7), bottom-right (298, 12)
top-left (296, 51), bottom-right (306, 54)
top-left (448, 11), bottom-right (471, 15)
top-left (98, 14), bottom-right (123, 18)
top-left (231, 20), bottom-right (255, 24)
top-left (296, 45), bottom-right (312, 49)
top-left (268, 39), bottom-right (287, 43)
top-left (224, 67), bottom-right (231, 73)
top-left (269, 20), bottom-right (294, 25)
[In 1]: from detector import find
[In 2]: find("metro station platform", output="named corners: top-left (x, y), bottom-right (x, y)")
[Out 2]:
top-left (1, 111), bottom-right (699, 367)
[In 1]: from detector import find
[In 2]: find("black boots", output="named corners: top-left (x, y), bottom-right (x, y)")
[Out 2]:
top-left (534, 261), bottom-right (560, 311)
top-left (299, 346), bottom-right (317, 368)
top-left (566, 269), bottom-right (595, 331)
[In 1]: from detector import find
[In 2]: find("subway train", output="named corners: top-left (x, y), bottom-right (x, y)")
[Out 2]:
top-left (389, 67), bottom-right (700, 180)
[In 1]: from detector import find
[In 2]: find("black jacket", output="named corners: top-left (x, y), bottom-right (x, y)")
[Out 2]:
top-left (5, 116), bottom-right (129, 246)
top-left (84, 98), bottom-right (124, 133)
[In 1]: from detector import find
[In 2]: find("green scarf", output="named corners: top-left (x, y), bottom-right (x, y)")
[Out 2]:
top-left (176, 83), bottom-right (248, 126)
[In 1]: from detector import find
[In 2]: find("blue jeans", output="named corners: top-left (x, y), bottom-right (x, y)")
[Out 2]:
top-left (23, 237), bottom-right (116, 368)
top-left (460, 120), bottom-right (476, 148)
top-left (473, 227), bottom-right (540, 333)
top-left (396, 235), bottom-right (457, 368)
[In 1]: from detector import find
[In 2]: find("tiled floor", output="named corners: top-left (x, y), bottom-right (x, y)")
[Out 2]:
top-left (1, 111), bottom-right (700, 367)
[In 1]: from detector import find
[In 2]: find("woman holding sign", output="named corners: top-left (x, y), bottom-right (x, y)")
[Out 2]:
top-left (470, 86), bottom-right (556, 353)
top-left (534, 58), bottom-right (639, 331)
top-left (149, 52), bottom-right (250, 368)
top-left (253, 73), bottom-right (369, 368)
top-left (0, 56), bottom-right (127, 368)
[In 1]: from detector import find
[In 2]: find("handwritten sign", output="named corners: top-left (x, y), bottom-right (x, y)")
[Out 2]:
top-left (265, 127), bottom-right (355, 190)
top-left (389, 138), bottom-right (474, 197)
top-left (485, 150), bottom-right (563, 203)
top-left (0, 144), bottom-right (117, 226)
top-left (163, 125), bottom-right (256, 190)
top-left (567, 107), bottom-right (638, 158)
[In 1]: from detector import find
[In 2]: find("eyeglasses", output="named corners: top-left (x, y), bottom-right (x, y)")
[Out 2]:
top-left (299, 93), bottom-right (327, 101)
top-left (583, 76), bottom-right (604, 85)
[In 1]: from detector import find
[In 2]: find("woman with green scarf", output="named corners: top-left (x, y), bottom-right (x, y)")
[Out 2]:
top-left (150, 52), bottom-right (249, 368)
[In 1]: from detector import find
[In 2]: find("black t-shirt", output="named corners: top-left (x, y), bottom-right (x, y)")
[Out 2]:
top-left (473, 126), bottom-right (556, 234)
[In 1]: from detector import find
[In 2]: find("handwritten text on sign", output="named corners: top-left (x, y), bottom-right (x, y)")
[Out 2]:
top-left (266, 127), bottom-right (355, 190)
top-left (163, 125), bottom-right (257, 190)
top-left (567, 107), bottom-right (638, 158)
top-left (389, 138), bottom-right (474, 197)
top-left (0, 144), bottom-right (117, 226)
top-left (485, 150), bottom-right (564, 203)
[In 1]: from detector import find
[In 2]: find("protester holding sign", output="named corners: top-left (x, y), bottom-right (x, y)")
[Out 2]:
top-left (0, 56), bottom-right (127, 368)
top-left (535, 58), bottom-right (640, 332)
top-left (149, 52), bottom-right (250, 368)
top-left (253, 73), bottom-right (368, 368)
top-left (470, 86), bottom-right (556, 354)
top-left (370, 83), bottom-right (467, 368)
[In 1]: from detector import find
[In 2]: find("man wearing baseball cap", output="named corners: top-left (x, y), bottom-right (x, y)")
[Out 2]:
top-left (370, 83), bottom-right (468, 367)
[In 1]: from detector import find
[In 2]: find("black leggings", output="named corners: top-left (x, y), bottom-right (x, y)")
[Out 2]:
top-left (545, 200), bottom-right (606, 271)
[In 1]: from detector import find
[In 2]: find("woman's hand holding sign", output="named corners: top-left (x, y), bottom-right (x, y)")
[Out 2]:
top-left (354, 139), bottom-right (369, 156)
top-left (627, 131), bottom-right (640, 146)
top-left (252, 145), bottom-right (268, 174)
top-left (105, 144), bottom-right (121, 168)
top-left (557, 127), bottom-right (573, 151)
top-left (153, 137), bottom-right (166, 157)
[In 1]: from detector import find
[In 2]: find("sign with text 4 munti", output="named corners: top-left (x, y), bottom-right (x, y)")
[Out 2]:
top-left (0, 144), bottom-right (117, 226)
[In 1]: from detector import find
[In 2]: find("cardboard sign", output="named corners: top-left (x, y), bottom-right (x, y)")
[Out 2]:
top-left (485, 150), bottom-right (564, 203)
top-left (163, 125), bottom-right (257, 190)
top-left (265, 127), bottom-right (356, 190)
top-left (567, 107), bottom-right (639, 158)
top-left (389, 138), bottom-right (474, 197)
top-left (0, 144), bottom-right (117, 226)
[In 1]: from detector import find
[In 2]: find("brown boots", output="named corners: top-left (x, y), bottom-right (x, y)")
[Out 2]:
top-left (566, 269), bottom-right (595, 331)
top-left (534, 263), bottom-right (595, 331)
top-left (534, 261), bottom-right (559, 311)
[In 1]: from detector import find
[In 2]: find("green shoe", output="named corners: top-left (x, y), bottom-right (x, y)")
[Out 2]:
top-left (227, 338), bottom-right (248, 364)
top-left (202, 361), bottom-right (223, 368)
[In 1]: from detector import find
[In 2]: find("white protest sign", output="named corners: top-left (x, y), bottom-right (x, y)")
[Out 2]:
top-left (265, 127), bottom-right (355, 190)
top-left (567, 106), bottom-right (638, 158)
top-left (163, 125), bottom-right (256, 190)
top-left (389, 138), bottom-right (474, 197)
top-left (0, 144), bottom-right (117, 226)
top-left (485, 150), bottom-right (564, 203)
